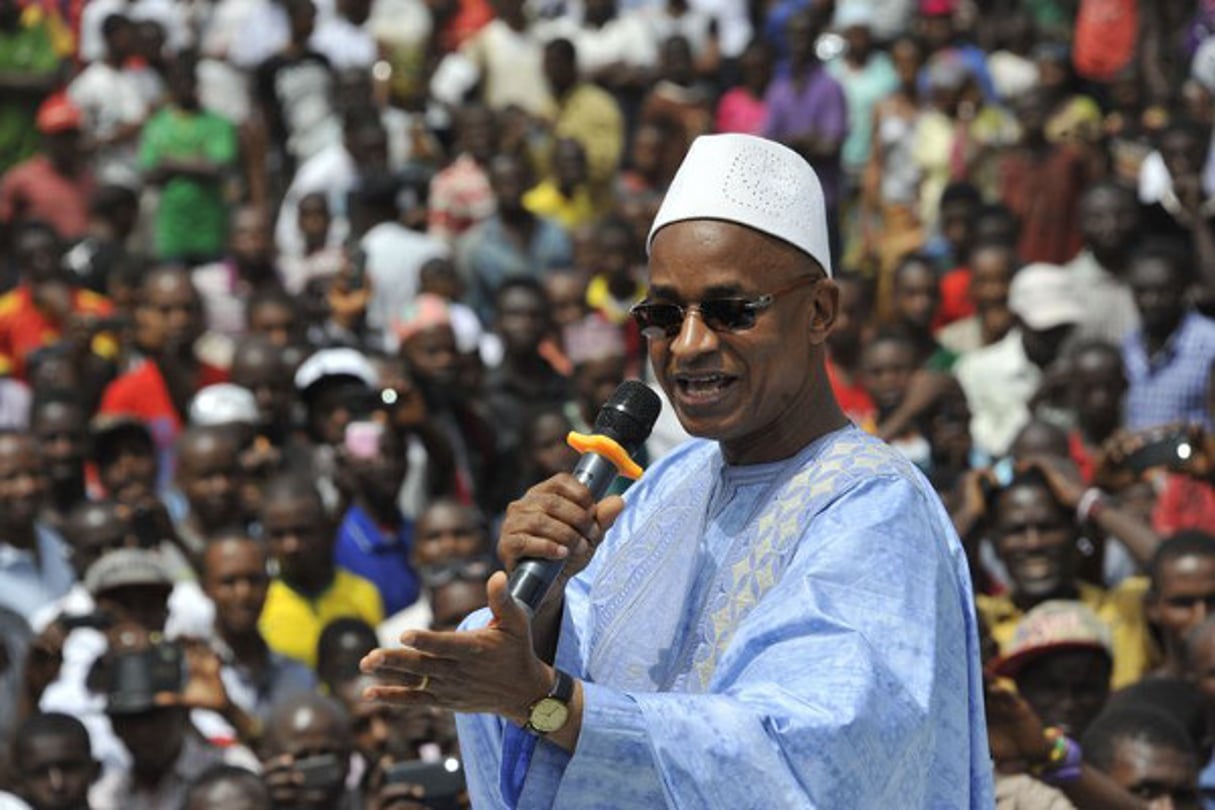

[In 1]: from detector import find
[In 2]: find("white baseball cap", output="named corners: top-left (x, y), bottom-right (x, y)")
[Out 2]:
top-left (1009, 263), bottom-right (1085, 331)
top-left (647, 134), bottom-right (833, 276)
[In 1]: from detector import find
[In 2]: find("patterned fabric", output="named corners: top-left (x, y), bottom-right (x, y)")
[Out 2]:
top-left (1123, 311), bottom-right (1215, 431)
top-left (428, 153), bottom-right (495, 243)
top-left (457, 426), bottom-right (994, 808)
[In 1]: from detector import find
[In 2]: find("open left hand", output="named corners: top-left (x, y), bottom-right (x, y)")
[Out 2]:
top-left (360, 571), bottom-right (552, 726)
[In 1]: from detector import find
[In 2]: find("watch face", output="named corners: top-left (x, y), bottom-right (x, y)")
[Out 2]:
top-left (529, 697), bottom-right (570, 733)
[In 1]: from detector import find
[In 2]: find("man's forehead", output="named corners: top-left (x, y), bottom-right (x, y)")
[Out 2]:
top-left (648, 220), bottom-right (811, 290)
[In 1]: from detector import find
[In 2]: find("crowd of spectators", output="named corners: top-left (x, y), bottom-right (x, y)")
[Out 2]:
top-left (1, 0), bottom-right (1215, 807)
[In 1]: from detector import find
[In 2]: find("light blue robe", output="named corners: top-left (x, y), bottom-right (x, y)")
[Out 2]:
top-left (457, 426), bottom-right (994, 808)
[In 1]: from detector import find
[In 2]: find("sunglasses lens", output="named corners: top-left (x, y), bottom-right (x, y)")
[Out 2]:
top-left (632, 304), bottom-right (683, 337)
top-left (701, 299), bottom-right (754, 331)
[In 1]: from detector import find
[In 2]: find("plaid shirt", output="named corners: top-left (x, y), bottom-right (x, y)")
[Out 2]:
top-left (1123, 310), bottom-right (1215, 430)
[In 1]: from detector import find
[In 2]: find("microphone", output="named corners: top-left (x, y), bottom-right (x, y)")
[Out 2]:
top-left (508, 379), bottom-right (662, 616)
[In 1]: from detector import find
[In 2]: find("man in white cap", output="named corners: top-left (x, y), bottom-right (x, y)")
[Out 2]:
top-left (955, 262), bottom-right (1085, 458)
top-left (361, 134), bottom-right (993, 807)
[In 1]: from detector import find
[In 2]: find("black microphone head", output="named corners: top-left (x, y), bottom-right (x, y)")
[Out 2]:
top-left (592, 380), bottom-right (662, 453)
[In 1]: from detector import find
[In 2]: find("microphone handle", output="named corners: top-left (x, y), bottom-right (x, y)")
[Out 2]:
top-left (507, 451), bottom-right (621, 617)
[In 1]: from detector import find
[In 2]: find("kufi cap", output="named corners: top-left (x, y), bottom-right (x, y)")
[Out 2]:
top-left (188, 383), bottom-right (258, 427)
top-left (293, 348), bottom-right (378, 393)
top-left (1009, 263), bottom-right (1084, 331)
top-left (647, 134), bottom-right (833, 276)
top-left (84, 548), bottom-right (174, 597)
top-left (990, 600), bottom-right (1112, 678)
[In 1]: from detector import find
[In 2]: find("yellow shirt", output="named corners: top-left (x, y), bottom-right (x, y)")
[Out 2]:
top-left (259, 569), bottom-right (385, 669)
top-left (553, 84), bottom-right (624, 190)
top-left (522, 181), bottom-right (599, 230)
top-left (977, 578), bottom-right (1154, 690)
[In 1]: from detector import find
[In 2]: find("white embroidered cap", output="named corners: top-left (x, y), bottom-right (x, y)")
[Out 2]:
top-left (646, 134), bottom-right (833, 276)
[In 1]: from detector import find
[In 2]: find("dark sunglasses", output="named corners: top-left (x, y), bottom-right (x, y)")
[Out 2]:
top-left (629, 275), bottom-right (820, 339)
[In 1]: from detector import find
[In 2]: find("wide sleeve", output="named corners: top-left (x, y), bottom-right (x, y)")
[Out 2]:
top-left (518, 476), bottom-right (988, 808)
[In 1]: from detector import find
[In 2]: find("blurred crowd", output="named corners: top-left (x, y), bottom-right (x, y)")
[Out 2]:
top-left (1, 0), bottom-right (1215, 807)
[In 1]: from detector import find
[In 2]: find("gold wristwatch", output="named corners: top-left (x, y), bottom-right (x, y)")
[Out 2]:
top-left (524, 669), bottom-right (574, 736)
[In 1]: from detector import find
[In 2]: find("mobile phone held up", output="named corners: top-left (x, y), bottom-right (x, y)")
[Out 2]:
top-left (385, 757), bottom-right (466, 805)
top-left (294, 753), bottom-right (345, 791)
top-left (1127, 430), bottom-right (1193, 475)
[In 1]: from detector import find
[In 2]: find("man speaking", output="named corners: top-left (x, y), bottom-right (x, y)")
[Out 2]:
top-left (361, 134), bottom-right (994, 807)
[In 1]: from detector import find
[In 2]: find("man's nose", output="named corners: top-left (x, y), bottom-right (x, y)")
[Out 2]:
top-left (669, 308), bottom-right (718, 357)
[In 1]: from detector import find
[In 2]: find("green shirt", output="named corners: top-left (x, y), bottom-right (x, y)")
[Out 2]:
top-left (0, 13), bottom-right (62, 172)
top-left (138, 106), bottom-right (236, 260)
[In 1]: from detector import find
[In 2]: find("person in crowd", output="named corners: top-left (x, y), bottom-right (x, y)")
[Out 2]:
top-left (66, 13), bottom-right (147, 182)
top-left (138, 56), bottom-right (237, 264)
top-left (1146, 531), bottom-right (1215, 679)
top-left (0, 221), bottom-right (116, 381)
top-left (0, 94), bottom-right (94, 240)
top-left (258, 474), bottom-right (383, 668)
top-left (1066, 181), bottom-right (1143, 346)
top-left (279, 193), bottom-right (344, 295)
top-left (29, 392), bottom-right (89, 533)
top-left (523, 138), bottom-right (600, 231)
top-left (936, 239), bottom-right (1016, 356)
top-left (714, 39), bottom-right (773, 136)
top-left (6, 712), bottom-right (98, 810)
top-left (457, 151), bottom-right (573, 325)
top-left (98, 267), bottom-right (228, 464)
top-left (763, 7), bottom-right (847, 255)
top-left (173, 425), bottom-right (247, 556)
top-left (1066, 341), bottom-right (1128, 481)
top-left (91, 634), bottom-right (235, 809)
top-left (976, 463), bottom-right (1156, 689)
top-left (888, 252), bottom-right (953, 369)
top-left (996, 87), bottom-right (1092, 265)
top-left (542, 38), bottom-right (625, 202)
top-left (426, 104), bottom-right (497, 245)
top-left (1122, 239), bottom-right (1215, 431)
top-left (191, 207), bottom-right (283, 343)
top-left (316, 617), bottom-right (381, 697)
top-left (260, 693), bottom-right (358, 810)
top-left (827, 2), bottom-right (897, 193)
top-left (254, 0), bottom-right (339, 182)
top-left (0, 432), bottom-right (73, 622)
top-left (1081, 705), bottom-right (1202, 808)
top-left (989, 600), bottom-right (1114, 737)
top-left (955, 263), bottom-right (1083, 458)
top-left (353, 175), bottom-right (449, 346)
top-left (484, 278), bottom-right (569, 454)
top-left (199, 533), bottom-right (318, 744)
top-left (334, 421), bottom-right (421, 617)
top-left (861, 34), bottom-right (924, 273)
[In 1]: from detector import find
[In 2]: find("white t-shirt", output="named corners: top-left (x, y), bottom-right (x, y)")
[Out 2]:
top-left (360, 221), bottom-right (450, 348)
top-left (67, 62), bottom-right (147, 180)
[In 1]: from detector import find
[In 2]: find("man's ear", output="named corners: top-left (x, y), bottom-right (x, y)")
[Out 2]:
top-left (1143, 588), bottom-right (1161, 626)
top-left (808, 279), bottom-right (839, 346)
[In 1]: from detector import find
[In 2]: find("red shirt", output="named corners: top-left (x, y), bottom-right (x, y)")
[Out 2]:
top-left (99, 358), bottom-right (228, 456)
top-left (827, 358), bottom-right (876, 429)
top-left (0, 284), bottom-right (113, 379)
top-left (935, 266), bottom-right (974, 330)
top-left (0, 155), bottom-right (94, 238)
top-left (1153, 474), bottom-right (1215, 537)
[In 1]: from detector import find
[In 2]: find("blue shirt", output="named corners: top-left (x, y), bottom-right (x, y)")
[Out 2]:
top-left (456, 214), bottom-right (573, 325)
top-left (334, 505), bottom-right (420, 617)
top-left (0, 523), bottom-right (75, 623)
top-left (457, 426), bottom-right (994, 808)
top-left (1123, 310), bottom-right (1215, 431)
